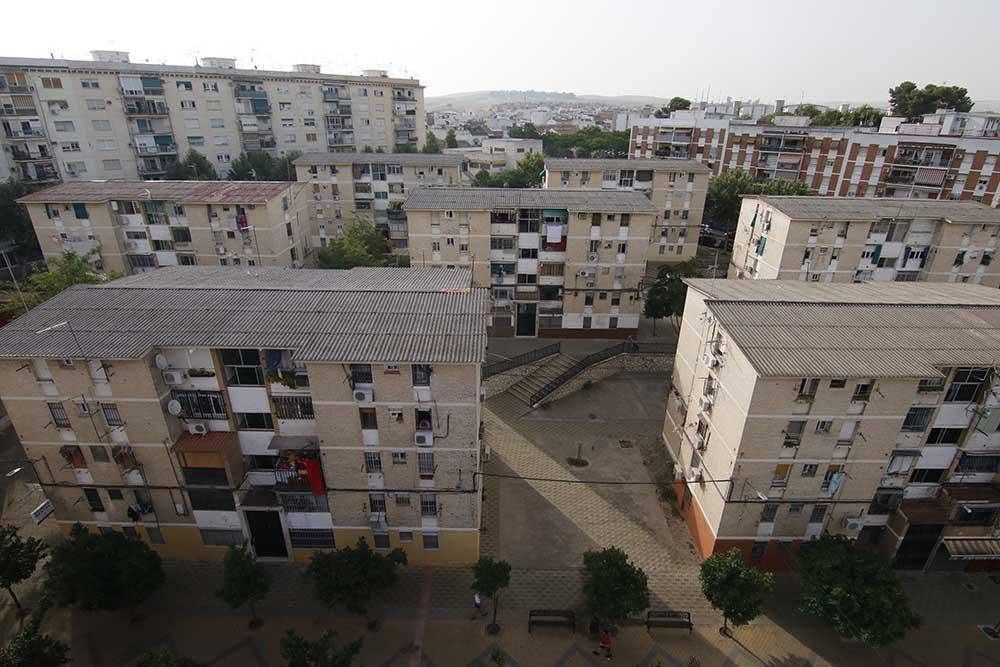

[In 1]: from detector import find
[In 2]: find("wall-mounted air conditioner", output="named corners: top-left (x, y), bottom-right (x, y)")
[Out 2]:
top-left (415, 431), bottom-right (433, 447)
top-left (187, 421), bottom-right (208, 435)
top-left (353, 387), bottom-right (374, 403)
top-left (162, 369), bottom-right (187, 385)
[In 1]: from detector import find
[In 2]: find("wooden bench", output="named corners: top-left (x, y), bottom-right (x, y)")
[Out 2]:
top-left (646, 610), bottom-right (692, 634)
top-left (528, 608), bottom-right (575, 633)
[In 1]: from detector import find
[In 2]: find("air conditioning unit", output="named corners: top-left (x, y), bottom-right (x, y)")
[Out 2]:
top-left (842, 517), bottom-right (865, 532)
top-left (368, 512), bottom-right (387, 530)
top-left (353, 387), bottom-right (374, 403)
top-left (703, 352), bottom-right (720, 368)
top-left (698, 395), bottom-right (714, 412)
top-left (162, 369), bottom-right (188, 385)
top-left (713, 338), bottom-right (727, 355)
top-left (585, 279), bottom-right (595, 288)
top-left (414, 431), bottom-right (433, 446)
top-left (125, 241), bottom-right (138, 250)
top-left (587, 252), bottom-right (599, 263)
top-left (694, 433), bottom-right (707, 451)
top-left (59, 359), bottom-right (75, 368)
top-left (187, 421), bottom-right (208, 435)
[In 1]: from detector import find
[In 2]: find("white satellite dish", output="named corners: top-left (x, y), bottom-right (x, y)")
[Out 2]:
top-left (154, 354), bottom-right (169, 369)
top-left (167, 400), bottom-right (183, 416)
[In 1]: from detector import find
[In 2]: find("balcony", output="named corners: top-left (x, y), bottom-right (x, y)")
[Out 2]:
top-left (136, 143), bottom-right (178, 155)
top-left (4, 128), bottom-right (45, 140)
top-left (235, 89), bottom-right (268, 99)
top-left (323, 90), bottom-right (350, 102)
top-left (10, 149), bottom-right (51, 162)
top-left (279, 492), bottom-right (329, 513)
top-left (327, 132), bottom-right (355, 146)
top-left (0, 106), bottom-right (39, 117)
top-left (173, 432), bottom-right (240, 486)
top-left (124, 101), bottom-right (169, 116)
top-left (182, 467), bottom-right (229, 486)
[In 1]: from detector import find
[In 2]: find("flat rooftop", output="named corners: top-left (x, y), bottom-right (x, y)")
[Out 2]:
top-left (294, 153), bottom-right (464, 167)
top-left (18, 180), bottom-right (294, 205)
top-left (746, 196), bottom-right (1000, 225)
top-left (686, 279), bottom-right (1000, 378)
top-left (0, 267), bottom-right (488, 364)
top-left (544, 157), bottom-right (711, 173)
top-left (403, 187), bottom-right (659, 214)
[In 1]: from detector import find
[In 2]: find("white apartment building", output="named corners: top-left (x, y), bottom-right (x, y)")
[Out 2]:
top-left (666, 279), bottom-right (1000, 571)
top-left (730, 196), bottom-right (1000, 287)
top-left (19, 180), bottom-right (309, 274)
top-left (0, 52), bottom-right (424, 184)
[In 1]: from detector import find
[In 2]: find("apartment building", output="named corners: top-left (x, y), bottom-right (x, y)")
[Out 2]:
top-left (478, 138), bottom-right (543, 169)
top-left (543, 158), bottom-right (710, 264)
top-left (665, 279), bottom-right (1000, 570)
top-left (19, 180), bottom-right (309, 275)
top-left (403, 188), bottom-right (657, 337)
top-left (730, 196), bottom-right (1000, 286)
top-left (293, 153), bottom-right (467, 253)
top-left (0, 51), bottom-right (424, 184)
top-left (0, 266), bottom-right (488, 564)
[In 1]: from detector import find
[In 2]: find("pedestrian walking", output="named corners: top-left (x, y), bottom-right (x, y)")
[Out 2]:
top-left (592, 628), bottom-right (613, 660)
top-left (471, 592), bottom-right (485, 620)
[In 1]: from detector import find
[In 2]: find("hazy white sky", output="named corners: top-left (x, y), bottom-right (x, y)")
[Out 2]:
top-left (6, 0), bottom-right (998, 103)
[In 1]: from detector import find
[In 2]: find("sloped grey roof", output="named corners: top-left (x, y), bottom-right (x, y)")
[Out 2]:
top-left (544, 157), bottom-right (710, 173)
top-left (746, 196), bottom-right (1000, 224)
top-left (0, 268), bottom-right (488, 364)
top-left (686, 279), bottom-right (1000, 378)
top-left (294, 152), bottom-right (464, 167)
top-left (403, 187), bottom-right (658, 213)
top-left (18, 180), bottom-right (294, 204)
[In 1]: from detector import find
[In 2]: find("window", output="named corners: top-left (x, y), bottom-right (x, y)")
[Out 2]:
top-left (829, 378), bottom-right (847, 389)
top-left (101, 403), bottom-right (123, 427)
top-left (420, 493), bottom-right (437, 517)
top-left (909, 468), bottom-right (945, 484)
top-left (102, 159), bottom-right (122, 171)
top-left (821, 465), bottom-right (844, 492)
top-left (176, 81), bottom-right (193, 91)
top-left (173, 391), bottom-right (227, 420)
top-left (221, 349), bottom-right (263, 386)
top-left (750, 542), bottom-right (767, 561)
top-left (391, 452), bottom-right (408, 465)
top-left (815, 420), bottom-right (832, 434)
top-left (399, 531), bottom-right (414, 542)
top-left (761, 504), bottom-right (778, 522)
top-left (213, 136), bottom-right (228, 146)
top-left (200, 529), bottom-right (244, 547)
top-left (771, 464), bottom-right (791, 487)
top-left (617, 242), bottom-right (628, 254)
top-left (90, 446), bottom-right (110, 463)
top-left (180, 100), bottom-right (196, 110)
top-left (210, 118), bottom-right (225, 128)
top-left (61, 142), bottom-right (81, 152)
top-left (86, 98), bottom-right (106, 110)
top-left (797, 378), bottom-right (819, 400)
top-left (809, 504), bottom-right (827, 523)
top-left (184, 118), bottom-right (201, 129)
top-left (868, 489), bottom-right (903, 515)
top-left (955, 507), bottom-right (998, 526)
top-left (272, 396), bottom-right (314, 420)
top-left (216, 153), bottom-right (230, 163)
top-left (901, 407), bottom-right (933, 433)
top-left (395, 494), bottom-right (410, 507)
top-left (81, 79), bottom-right (99, 89)
top-left (412, 364), bottom-right (432, 387)
top-left (369, 493), bottom-right (386, 513)
top-left (189, 489), bottom-right (237, 511)
top-left (364, 452), bottom-right (383, 473)
top-left (418, 452), bottom-right (434, 479)
top-left (48, 402), bottom-right (70, 428)
top-left (918, 377), bottom-right (945, 393)
top-left (41, 77), bottom-right (62, 89)
top-left (372, 532), bottom-right (390, 549)
top-left (351, 363), bottom-right (373, 385)
top-left (955, 453), bottom-right (1000, 473)
top-left (945, 367), bottom-right (990, 402)
top-left (359, 408), bottom-right (378, 430)
top-left (289, 529), bottom-right (335, 548)
top-left (585, 292), bottom-right (595, 306)
top-left (783, 421), bottom-right (806, 446)
top-left (203, 82), bottom-right (220, 93)
top-left (801, 464), bottom-right (818, 477)
top-left (235, 413), bottom-right (274, 430)
top-left (926, 428), bottom-right (964, 445)
top-left (54, 121), bottom-right (75, 132)
top-left (83, 488), bottom-right (104, 512)
top-left (852, 381), bottom-right (873, 402)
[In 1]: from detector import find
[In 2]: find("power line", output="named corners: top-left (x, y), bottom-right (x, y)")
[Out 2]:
top-left (475, 470), bottom-right (732, 486)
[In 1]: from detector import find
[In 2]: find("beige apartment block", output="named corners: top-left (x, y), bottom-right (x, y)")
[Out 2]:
top-left (0, 53), bottom-right (424, 184)
top-left (730, 196), bottom-right (1000, 286)
top-left (665, 279), bottom-right (1000, 571)
top-left (403, 188), bottom-right (657, 338)
top-left (293, 153), bottom-right (468, 254)
top-left (0, 267), bottom-right (488, 564)
top-left (19, 180), bottom-right (309, 275)
top-left (543, 158), bottom-right (710, 265)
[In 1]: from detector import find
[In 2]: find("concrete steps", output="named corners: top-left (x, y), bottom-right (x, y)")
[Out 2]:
top-left (506, 353), bottom-right (579, 405)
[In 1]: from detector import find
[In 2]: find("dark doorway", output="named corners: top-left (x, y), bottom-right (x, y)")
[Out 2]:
top-left (894, 523), bottom-right (943, 569)
top-left (516, 303), bottom-right (536, 337)
top-left (245, 510), bottom-right (287, 558)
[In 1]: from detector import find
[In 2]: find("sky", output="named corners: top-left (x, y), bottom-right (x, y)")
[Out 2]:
top-left (5, 0), bottom-right (999, 105)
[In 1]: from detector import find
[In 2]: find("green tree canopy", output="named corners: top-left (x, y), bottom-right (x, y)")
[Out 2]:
top-left (810, 105), bottom-right (884, 127)
top-left (797, 536), bottom-right (920, 647)
top-left (0, 525), bottom-right (47, 616)
top-left (165, 150), bottom-right (219, 180)
top-left (227, 151), bottom-right (301, 181)
top-left (582, 547), bottom-right (649, 626)
top-left (315, 219), bottom-right (391, 269)
top-left (654, 97), bottom-right (691, 118)
top-left (45, 524), bottom-right (165, 615)
top-left (0, 617), bottom-right (69, 667)
top-left (216, 544), bottom-right (271, 627)
top-left (699, 548), bottom-right (774, 631)
top-left (445, 129), bottom-right (458, 148)
top-left (393, 143), bottom-right (417, 153)
top-left (126, 649), bottom-right (205, 667)
top-left (542, 127), bottom-right (629, 158)
top-left (0, 178), bottom-right (43, 261)
top-left (470, 151), bottom-right (546, 189)
top-left (472, 556), bottom-right (511, 630)
top-left (280, 629), bottom-right (362, 667)
top-left (705, 169), bottom-right (811, 229)
top-left (1, 251), bottom-right (115, 318)
top-left (508, 123), bottom-right (542, 139)
top-left (422, 132), bottom-right (442, 154)
top-left (644, 260), bottom-right (700, 335)
top-left (889, 81), bottom-right (973, 120)
top-left (305, 538), bottom-right (407, 619)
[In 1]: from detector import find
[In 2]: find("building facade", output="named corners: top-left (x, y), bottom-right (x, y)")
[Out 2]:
top-left (665, 279), bottom-right (1000, 570)
top-left (1, 52), bottom-right (424, 184)
top-left (19, 180), bottom-right (309, 275)
top-left (629, 113), bottom-right (1000, 206)
top-left (403, 188), bottom-right (657, 337)
top-left (543, 158), bottom-right (710, 265)
top-left (0, 267), bottom-right (488, 564)
top-left (293, 153), bottom-right (468, 253)
top-left (730, 196), bottom-right (1000, 286)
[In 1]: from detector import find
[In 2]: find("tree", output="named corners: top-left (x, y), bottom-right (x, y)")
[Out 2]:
top-left (472, 169), bottom-right (495, 187)
top-left (280, 629), bottom-right (362, 667)
top-left (509, 123), bottom-right (541, 139)
top-left (515, 151), bottom-right (545, 188)
top-left (445, 129), bottom-right (458, 148)
top-left (699, 549), bottom-right (774, 634)
top-left (127, 649), bottom-right (204, 667)
top-left (164, 150), bottom-right (218, 180)
top-left (542, 127), bottom-right (629, 158)
top-left (0, 178), bottom-right (43, 262)
top-left (0, 617), bottom-right (69, 667)
top-left (644, 261), bottom-right (699, 335)
top-left (273, 151), bottom-right (303, 181)
top-left (227, 151), bottom-right (278, 180)
top-left (889, 81), bottom-right (973, 120)
top-left (582, 547), bottom-right (649, 627)
top-left (797, 536), bottom-right (920, 647)
top-left (1, 251), bottom-right (114, 318)
top-left (472, 556), bottom-right (511, 634)
top-left (653, 96), bottom-right (693, 117)
top-left (393, 143), bottom-right (417, 153)
top-left (45, 524), bottom-right (165, 617)
top-left (422, 132), bottom-right (442, 154)
top-left (305, 538), bottom-right (407, 626)
top-left (0, 525), bottom-right (47, 617)
top-left (705, 169), bottom-right (811, 229)
top-left (316, 219), bottom-right (391, 269)
top-left (216, 545), bottom-right (271, 629)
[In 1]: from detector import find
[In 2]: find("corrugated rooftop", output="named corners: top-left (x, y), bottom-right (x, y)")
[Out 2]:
top-left (686, 279), bottom-right (1000, 378)
top-left (746, 196), bottom-right (1000, 224)
top-left (0, 267), bottom-right (488, 364)
top-left (18, 180), bottom-right (295, 204)
top-left (403, 187), bottom-right (659, 213)
top-left (544, 157), bottom-right (710, 173)
top-left (294, 152), bottom-right (464, 167)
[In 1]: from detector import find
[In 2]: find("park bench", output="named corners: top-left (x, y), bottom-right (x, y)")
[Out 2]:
top-left (528, 608), bottom-right (575, 633)
top-left (646, 610), bottom-right (693, 634)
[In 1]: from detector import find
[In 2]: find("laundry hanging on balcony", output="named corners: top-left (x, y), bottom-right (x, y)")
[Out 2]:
top-left (297, 458), bottom-right (325, 496)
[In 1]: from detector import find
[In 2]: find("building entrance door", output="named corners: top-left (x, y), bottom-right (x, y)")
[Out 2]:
top-left (516, 303), bottom-right (536, 337)
top-left (245, 510), bottom-right (288, 558)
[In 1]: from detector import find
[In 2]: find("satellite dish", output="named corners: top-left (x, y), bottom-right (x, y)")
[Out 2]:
top-left (154, 354), bottom-right (169, 370)
top-left (167, 400), bottom-right (183, 416)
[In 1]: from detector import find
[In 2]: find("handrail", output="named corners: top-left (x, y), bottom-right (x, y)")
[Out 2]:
top-left (528, 341), bottom-right (636, 406)
top-left (483, 342), bottom-right (560, 378)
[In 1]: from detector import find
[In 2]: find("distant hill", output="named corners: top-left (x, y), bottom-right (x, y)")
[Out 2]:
top-left (426, 90), bottom-right (669, 110)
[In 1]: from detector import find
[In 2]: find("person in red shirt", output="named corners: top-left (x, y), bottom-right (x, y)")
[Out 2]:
top-left (592, 628), bottom-right (612, 660)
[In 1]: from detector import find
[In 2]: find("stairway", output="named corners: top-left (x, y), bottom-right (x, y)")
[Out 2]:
top-left (506, 353), bottom-right (579, 405)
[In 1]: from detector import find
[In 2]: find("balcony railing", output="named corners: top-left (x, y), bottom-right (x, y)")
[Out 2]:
top-left (323, 90), bottom-right (350, 102)
top-left (136, 144), bottom-right (178, 155)
top-left (5, 128), bottom-right (46, 139)
top-left (279, 492), bottom-right (329, 513)
top-left (235, 89), bottom-right (268, 99)
top-left (182, 467), bottom-right (229, 486)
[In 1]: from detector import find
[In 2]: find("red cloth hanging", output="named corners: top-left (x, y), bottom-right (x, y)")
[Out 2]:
top-left (299, 458), bottom-right (325, 496)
